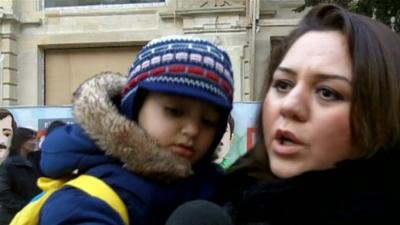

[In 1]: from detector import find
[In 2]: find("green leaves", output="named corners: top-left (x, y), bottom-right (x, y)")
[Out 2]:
top-left (293, 0), bottom-right (400, 32)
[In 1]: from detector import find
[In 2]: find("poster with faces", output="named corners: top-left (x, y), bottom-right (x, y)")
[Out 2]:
top-left (216, 102), bottom-right (261, 169)
top-left (5, 104), bottom-right (260, 169)
top-left (5, 106), bottom-right (74, 131)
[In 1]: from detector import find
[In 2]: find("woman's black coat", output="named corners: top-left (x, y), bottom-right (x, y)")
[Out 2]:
top-left (220, 147), bottom-right (400, 225)
top-left (0, 155), bottom-right (41, 225)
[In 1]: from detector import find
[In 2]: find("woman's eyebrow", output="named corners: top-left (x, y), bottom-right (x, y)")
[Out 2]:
top-left (277, 66), bottom-right (351, 84)
top-left (276, 66), bottom-right (296, 76)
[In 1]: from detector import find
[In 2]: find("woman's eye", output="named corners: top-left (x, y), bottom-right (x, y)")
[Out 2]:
top-left (317, 87), bottom-right (343, 101)
top-left (272, 79), bottom-right (293, 93)
top-left (165, 107), bottom-right (184, 117)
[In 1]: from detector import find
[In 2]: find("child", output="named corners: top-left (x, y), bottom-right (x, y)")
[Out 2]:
top-left (38, 36), bottom-right (234, 225)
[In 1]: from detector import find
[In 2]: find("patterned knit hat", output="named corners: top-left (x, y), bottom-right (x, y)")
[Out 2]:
top-left (120, 35), bottom-right (234, 120)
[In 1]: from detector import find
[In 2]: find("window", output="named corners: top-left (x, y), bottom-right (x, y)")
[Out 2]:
top-left (45, 46), bottom-right (141, 105)
top-left (45, 0), bottom-right (164, 8)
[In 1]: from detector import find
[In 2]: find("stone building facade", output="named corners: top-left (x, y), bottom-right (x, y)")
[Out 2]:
top-left (0, 0), bottom-right (305, 106)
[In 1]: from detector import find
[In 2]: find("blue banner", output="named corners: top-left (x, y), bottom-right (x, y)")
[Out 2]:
top-left (6, 106), bottom-right (73, 130)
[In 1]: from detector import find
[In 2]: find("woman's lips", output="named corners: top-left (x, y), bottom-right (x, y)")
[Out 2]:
top-left (272, 129), bottom-right (303, 156)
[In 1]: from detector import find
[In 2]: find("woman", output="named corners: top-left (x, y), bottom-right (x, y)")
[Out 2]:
top-left (220, 4), bottom-right (400, 225)
top-left (0, 127), bottom-right (41, 225)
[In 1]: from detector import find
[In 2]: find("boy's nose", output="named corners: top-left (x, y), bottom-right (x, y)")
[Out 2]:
top-left (181, 121), bottom-right (200, 137)
top-left (279, 87), bottom-right (309, 122)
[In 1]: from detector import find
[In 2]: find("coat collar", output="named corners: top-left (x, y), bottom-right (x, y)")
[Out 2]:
top-left (72, 72), bottom-right (192, 182)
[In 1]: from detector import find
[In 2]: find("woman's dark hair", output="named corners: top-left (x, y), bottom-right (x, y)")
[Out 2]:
top-left (228, 4), bottom-right (400, 178)
top-left (9, 127), bottom-right (36, 156)
top-left (46, 120), bottom-right (66, 135)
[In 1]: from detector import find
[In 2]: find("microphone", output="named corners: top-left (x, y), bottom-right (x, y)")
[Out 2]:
top-left (166, 200), bottom-right (234, 225)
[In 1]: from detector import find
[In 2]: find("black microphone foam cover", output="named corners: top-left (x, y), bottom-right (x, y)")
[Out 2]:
top-left (166, 200), bottom-right (234, 225)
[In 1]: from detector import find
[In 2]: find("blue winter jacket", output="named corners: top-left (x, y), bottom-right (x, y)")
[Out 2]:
top-left (39, 73), bottom-right (223, 225)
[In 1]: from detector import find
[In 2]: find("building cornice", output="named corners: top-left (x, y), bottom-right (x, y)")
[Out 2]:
top-left (159, 5), bottom-right (245, 19)
top-left (0, 7), bottom-right (42, 25)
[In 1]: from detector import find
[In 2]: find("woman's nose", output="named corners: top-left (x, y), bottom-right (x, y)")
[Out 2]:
top-left (279, 86), bottom-right (309, 122)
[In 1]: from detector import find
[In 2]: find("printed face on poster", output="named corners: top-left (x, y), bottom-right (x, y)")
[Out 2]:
top-left (216, 102), bottom-right (261, 169)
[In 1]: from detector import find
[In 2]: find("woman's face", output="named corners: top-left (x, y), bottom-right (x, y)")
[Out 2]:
top-left (21, 136), bottom-right (37, 154)
top-left (263, 31), bottom-right (356, 178)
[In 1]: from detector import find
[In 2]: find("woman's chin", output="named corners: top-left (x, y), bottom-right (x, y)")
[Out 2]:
top-left (270, 161), bottom-right (304, 179)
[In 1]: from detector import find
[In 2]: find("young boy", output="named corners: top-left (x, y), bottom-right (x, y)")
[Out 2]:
top-left (38, 36), bottom-right (234, 225)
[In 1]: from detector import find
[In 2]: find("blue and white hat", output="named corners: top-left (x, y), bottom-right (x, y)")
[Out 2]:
top-left (120, 35), bottom-right (234, 120)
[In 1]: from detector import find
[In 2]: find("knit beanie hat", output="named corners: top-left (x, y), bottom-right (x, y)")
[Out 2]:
top-left (119, 36), bottom-right (234, 165)
top-left (120, 35), bottom-right (234, 121)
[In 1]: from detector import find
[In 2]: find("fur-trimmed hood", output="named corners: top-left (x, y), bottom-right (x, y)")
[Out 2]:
top-left (41, 72), bottom-right (194, 182)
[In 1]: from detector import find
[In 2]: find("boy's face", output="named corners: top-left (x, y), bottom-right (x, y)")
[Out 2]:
top-left (138, 92), bottom-right (221, 164)
top-left (0, 115), bottom-right (13, 164)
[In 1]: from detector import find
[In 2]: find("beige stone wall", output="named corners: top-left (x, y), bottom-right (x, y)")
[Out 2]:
top-left (0, 0), bottom-right (305, 106)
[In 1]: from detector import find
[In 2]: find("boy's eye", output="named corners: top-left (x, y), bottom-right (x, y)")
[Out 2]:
top-left (201, 117), bottom-right (218, 128)
top-left (164, 107), bottom-right (184, 117)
